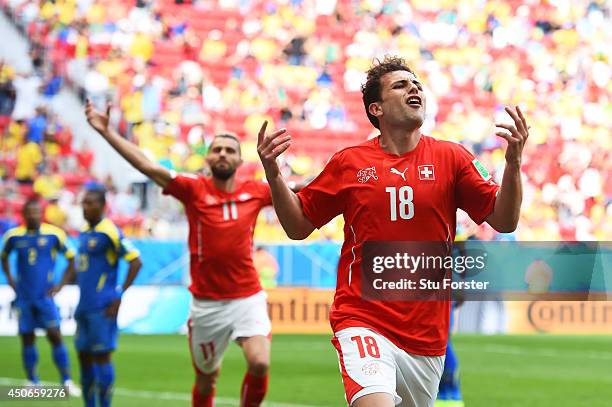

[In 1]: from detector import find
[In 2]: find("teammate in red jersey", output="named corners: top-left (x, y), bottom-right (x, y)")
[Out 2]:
top-left (86, 102), bottom-right (272, 407)
top-left (257, 56), bottom-right (529, 407)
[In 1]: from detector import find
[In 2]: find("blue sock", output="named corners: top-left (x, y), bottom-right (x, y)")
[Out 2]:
top-left (96, 362), bottom-right (114, 407)
top-left (22, 345), bottom-right (39, 383)
top-left (441, 340), bottom-right (462, 400)
top-left (80, 364), bottom-right (97, 407)
top-left (52, 344), bottom-right (70, 382)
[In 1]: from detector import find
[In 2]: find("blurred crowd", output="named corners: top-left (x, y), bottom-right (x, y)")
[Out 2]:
top-left (0, 0), bottom-right (610, 241)
top-left (0, 62), bottom-right (150, 236)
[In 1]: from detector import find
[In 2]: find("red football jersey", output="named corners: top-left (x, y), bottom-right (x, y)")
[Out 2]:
top-left (297, 135), bottom-right (499, 356)
top-left (163, 173), bottom-right (272, 300)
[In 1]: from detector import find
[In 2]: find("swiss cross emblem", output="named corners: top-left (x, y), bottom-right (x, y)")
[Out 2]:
top-left (418, 165), bottom-right (435, 181)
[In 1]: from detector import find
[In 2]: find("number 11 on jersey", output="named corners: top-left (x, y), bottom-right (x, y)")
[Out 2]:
top-left (222, 202), bottom-right (238, 220)
top-left (385, 186), bottom-right (414, 221)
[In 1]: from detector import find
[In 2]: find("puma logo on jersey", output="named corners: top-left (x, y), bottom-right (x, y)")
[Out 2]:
top-left (357, 167), bottom-right (378, 183)
top-left (390, 167), bottom-right (408, 182)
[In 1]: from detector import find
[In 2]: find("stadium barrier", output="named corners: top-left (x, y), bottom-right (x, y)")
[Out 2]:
top-left (266, 288), bottom-right (334, 333)
top-left (0, 285), bottom-right (334, 335)
top-left (1, 285), bottom-right (611, 335)
top-left (2, 240), bottom-right (610, 334)
top-left (0, 285), bottom-right (191, 336)
top-left (506, 301), bottom-right (612, 334)
top-left (0, 240), bottom-right (341, 287)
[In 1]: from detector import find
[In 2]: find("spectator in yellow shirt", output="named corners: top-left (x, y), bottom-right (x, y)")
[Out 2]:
top-left (33, 166), bottom-right (64, 200)
top-left (129, 32), bottom-right (154, 62)
top-left (44, 197), bottom-right (68, 228)
top-left (199, 31), bottom-right (227, 62)
top-left (15, 138), bottom-right (42, 183)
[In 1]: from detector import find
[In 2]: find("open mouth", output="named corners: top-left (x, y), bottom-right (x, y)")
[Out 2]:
top-left (406, 95), bottom-right (422, 107)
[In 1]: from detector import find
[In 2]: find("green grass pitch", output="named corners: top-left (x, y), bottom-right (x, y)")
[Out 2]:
top-left (0, 334), bottom-right (611, 406)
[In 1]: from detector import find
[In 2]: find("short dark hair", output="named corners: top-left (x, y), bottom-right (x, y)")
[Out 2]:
top-left (85, 187), bottom-right (106, 206)
top-left (361, 56), bottom-right (416, 129)
top-left (22, 197), bottom-right (41, 213)
top-left (210, 133), bottom-right (241, 155)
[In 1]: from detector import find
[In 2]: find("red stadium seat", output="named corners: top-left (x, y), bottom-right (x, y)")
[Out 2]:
top-left (10, 198), bottom-right (25, 214)
top-left (17, 183), bottom-right (34, 198)
top-left (60, 173), bottom-right (89, 192)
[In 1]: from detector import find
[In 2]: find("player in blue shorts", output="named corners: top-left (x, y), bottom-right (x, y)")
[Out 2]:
top-left (75, 188), bottom-right (142, 407)
top-left (436, 302), bottom-right (465, 407)
top-left (437, 224), bottom-right (476, 407)
top-left (1, 198), bottom-right (80, 395)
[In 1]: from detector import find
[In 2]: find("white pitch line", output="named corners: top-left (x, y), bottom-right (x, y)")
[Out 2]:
top-left (459, 344), bottom-right (612, 361)
top-left (0, 377), bottom-right (325, 407)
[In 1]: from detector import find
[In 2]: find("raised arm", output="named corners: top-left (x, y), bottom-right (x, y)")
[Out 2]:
top-left (257, 121), bottom-right (315, 240)
top-left (485, 106), bottom-right (529, 233)
top-left (85, 100), bottom-right (172, 189)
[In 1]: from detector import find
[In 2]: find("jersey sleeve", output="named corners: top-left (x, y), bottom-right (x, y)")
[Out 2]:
top-left (118, 231), bottom-right (140, 262)
top-left (54, 228), bottom-right (76, 259)
top-left (296, 152), bottom-right (345, 228)
top-left (454, 145), bottom-right (500, 225)
top-left (162, 171), bottom-right (199, 203)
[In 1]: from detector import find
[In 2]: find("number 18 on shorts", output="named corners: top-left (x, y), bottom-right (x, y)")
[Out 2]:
top-left (332, 327), bottom-right (444, 407)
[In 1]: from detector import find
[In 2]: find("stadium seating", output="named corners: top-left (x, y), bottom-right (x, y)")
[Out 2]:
top-left (0, 0), bottom-right (609, 241)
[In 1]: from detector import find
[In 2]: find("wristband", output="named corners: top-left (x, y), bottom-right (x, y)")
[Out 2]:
top-left (115, 287), bottom-right (124, 299)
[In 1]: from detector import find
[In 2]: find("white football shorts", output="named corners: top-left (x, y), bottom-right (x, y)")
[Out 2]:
top-left (188, 290), bottom-right (271, 374)
top-left (332, 327), bottom-right (444, 406)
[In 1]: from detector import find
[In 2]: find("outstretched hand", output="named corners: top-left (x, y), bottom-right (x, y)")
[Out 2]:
top-left (257, 121), bottom-right (292, 178)
top-left (495, 106), bottom-right (529, 166)
top-left (85, 99), bottom-right (111, 135)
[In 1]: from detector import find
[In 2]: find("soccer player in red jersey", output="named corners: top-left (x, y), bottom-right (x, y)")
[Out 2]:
top-left (85, 102), bottom-right (273, 407)
top-left (257, 56), bottom-right (529, 407)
